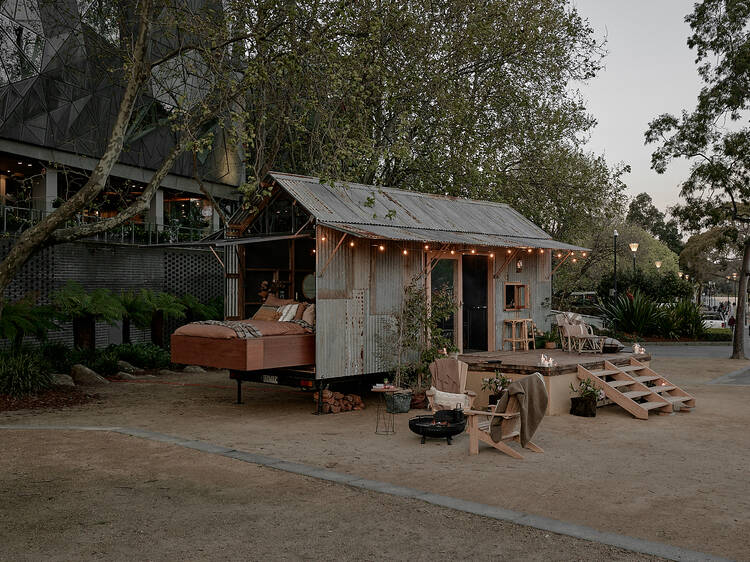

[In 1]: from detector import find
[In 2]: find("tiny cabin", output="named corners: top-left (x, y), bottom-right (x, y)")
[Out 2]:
top-left (171, 172), bottom-right (585, 385)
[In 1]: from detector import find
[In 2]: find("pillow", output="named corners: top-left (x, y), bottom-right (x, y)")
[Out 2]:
top-left (294, 302), bottom-right (308, 321)
top-left (302, 303), bottom-right (315, 325)
top-left (253, 305), bottom-right (279, 321)
top-left (277, 303), bottom-right (299, 322)
top-left (265, 294), bottom-right (295, 307)
top-left (429, 386), bottom-right (469, 409)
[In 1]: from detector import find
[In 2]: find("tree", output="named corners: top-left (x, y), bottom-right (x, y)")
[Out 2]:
top-left (626, 193), bottom-right (684, 254)
top-left (645, 0), bottom-right (750, 358)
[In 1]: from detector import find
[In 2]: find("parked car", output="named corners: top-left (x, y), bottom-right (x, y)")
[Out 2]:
top-left (702, 312), bottom-right (726, 329)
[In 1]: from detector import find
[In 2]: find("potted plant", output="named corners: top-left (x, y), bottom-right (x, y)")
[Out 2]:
top-left (569, 378), bottom-right (599, 417)
top-left (542, 330), bottom-right (558, 349)
top-left (482, 371), bottom-right (511, 405)
top-left (446, 344), bottom-right (460, 359)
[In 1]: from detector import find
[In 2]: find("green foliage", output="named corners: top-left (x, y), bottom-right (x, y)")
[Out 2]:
top-left (626, 193), bottom-right (684, 254)
top-left (0, 297), bottom-right (58, 350)
top-left (0, 351), bottom-right (53, 397)
top-left (598, 292), bottom-right (706, 340)
top-left (180, 294), bottom-right (222, 321)
top-left (52, 281), bottom-right (124, 324)
top-left (596, 271), bottom-right (692, 303)
top-left (119, 290), bottom-right (153, 330)
top-left (704, 328), bottom-right (732, 341)
top-left (381, 279), bottom-right (458, 389)
top-left (597, 291), bottom-right (664, 337)
top-left (111, 343), bottom-right (170, 369)
top-left (482, 372), bottom-right (511, 395)
top-left (570, 378), bottom-right (598, 400)
top-left (142, 290), bottom-right (186, 320)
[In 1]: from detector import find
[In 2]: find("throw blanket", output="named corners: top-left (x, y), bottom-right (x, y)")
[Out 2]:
top-left (174, 319), bottom-right (314, 340)
top-left (491, 373), bottom-right (548, 447)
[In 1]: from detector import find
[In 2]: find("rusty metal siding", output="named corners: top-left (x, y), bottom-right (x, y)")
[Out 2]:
top-left (316, 227), bottom-right (422, 379)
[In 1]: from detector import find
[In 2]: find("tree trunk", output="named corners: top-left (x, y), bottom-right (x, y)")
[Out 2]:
top-left (151, 311), bottom-right (165, 348)
top-left (122, 317), bottom-right (131, 344)
top-left (731, 240), bottom-right (750, 359)
top-left (73, 315), bottom-right (96, 351)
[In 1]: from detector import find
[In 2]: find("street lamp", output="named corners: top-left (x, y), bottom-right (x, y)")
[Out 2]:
top-left (654, 260), bottom-right (662, 271)
top-left (613, 230), bottom-right (619, 302)
top-left (732, 272), bottom-right (738, 305)
top-left (628, 242), bottom-right (639, 273)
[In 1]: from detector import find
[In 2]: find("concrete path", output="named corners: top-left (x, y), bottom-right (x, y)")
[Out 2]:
top-left (0, 425), bottom-right (728, 562)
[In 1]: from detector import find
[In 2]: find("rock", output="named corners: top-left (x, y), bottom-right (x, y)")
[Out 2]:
top-left (70, 364), bottom-right (109, 386)
top-left (158, 368), bottom-right (175, 376)
top-left (111, 371), bottom-right (137, 380)
top-left (117, 360), bottom-right (137, 373)
top-left (51, 374), bottom-right (75, 387)
top-left (183, 365), bottom-right (206, 373)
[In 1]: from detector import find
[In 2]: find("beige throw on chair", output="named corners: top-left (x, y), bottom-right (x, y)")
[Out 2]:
top-left (426, 358), bottom-right (477, 411)
top-left (466, 373), bottom-right (547, 458)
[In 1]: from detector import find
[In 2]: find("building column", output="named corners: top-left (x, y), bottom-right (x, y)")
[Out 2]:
top-left (31, 169), bottom-right (57, 214)
top-left (147, 188), bottom-right (164, 231)
top-left (0, 175), bottom-right (6, 205)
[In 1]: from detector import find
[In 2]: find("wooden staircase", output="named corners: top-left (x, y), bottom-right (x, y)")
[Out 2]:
top-left (577, 358), bottom-right (695, 420)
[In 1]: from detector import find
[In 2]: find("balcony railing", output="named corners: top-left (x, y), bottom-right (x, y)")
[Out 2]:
top-left (1, 205), bottom-right (212, 245)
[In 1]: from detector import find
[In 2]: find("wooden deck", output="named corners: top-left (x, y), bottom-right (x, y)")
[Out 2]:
top-left (459, 348), bottom-right (651, 377)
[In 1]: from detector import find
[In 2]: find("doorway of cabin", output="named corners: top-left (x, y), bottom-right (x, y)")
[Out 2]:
top-left (462, 255), bottom-right (488, 352)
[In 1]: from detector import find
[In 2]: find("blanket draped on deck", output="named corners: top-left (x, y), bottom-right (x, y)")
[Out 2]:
top-left (491, 373), bottom-right (548, 446)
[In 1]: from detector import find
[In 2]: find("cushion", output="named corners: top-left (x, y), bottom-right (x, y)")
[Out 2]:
top-left (428, 386), bottom-right (470, 410)
top-left (265, 294), bottom-right (296, 307)
top-left (277, 303), bottom-right (299, 322)
top-left (294, 302), bottom-right (308, 321)
top-left (253, 305), bottom-right (279, 321)
top-left (302, 303), bottom-right (315, 325)
top-left (603, 337), bottom-right (624, 352)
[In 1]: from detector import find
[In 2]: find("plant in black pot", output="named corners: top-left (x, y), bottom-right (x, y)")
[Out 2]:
top-left (569, 378), bottom-right (600, 417)
top-left (482, 371), bottom-right (511, 406)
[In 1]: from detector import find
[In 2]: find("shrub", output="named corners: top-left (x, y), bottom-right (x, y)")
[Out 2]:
top-left (0, 351), bottom-right (53, 397)
top-left (703, 328), bottom-right (732, 341)
top-left (52, 281), bottom-right (124, 323)
top-left (0, 298), bottom-right (58, 351)
top-left (597, 291), bottom-right (664, 336)
top-left (40, 342), bottom-right (74, 373)
top-left (664, 300), bottom-right (706, 339)
top-left (110, 343), bottom-right (170, 369)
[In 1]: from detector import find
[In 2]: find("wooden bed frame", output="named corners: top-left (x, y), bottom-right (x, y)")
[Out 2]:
top-left (170, 333), bottom-right (316, 372)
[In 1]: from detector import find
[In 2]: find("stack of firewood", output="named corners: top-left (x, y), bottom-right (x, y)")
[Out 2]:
top-left (313, 390), bottom-right (365, 413)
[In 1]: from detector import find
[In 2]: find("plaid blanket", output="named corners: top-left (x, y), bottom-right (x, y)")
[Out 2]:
top-left (193, 319), bottom-right (314, 339)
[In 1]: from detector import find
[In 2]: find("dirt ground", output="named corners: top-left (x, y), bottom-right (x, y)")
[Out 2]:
top-left (1, 431), bottom-right (660, 561)
top-left (1, 355), bottom-right (749, 560)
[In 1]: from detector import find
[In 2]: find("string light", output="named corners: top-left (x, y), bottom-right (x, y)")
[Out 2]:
top-left (470, 249), bottom-right (476, 254)
top-left (556, 252), bottom-right (562, 258)
top-left (312, 249), bottom-right (316, 254)
top-left (490, 253), bottom-right (494, 258)
top-left (450, 250), bottom-right (455, 255)
top-left (539, 249), bottom-right (544, 254)
top-left (403, 249), bottom-right (408, 255)
top-left (321, 236), bottom-right (326, 241)
top-left (349, 241), bottom-right (355, 247)
top-left (582, 252), bottom-right (587, 258)
top-left (572, 258), bottom-right (578, 263)
top-left (507, 249), bottom-right (512, 254)
top-left (527, 248), bottom-right (532, 253)
top-left (378, 245), bottom-right (385, 251)
top-left (424, 244), bottom-right (430, 250)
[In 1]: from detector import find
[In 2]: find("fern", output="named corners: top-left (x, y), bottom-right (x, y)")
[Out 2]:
top-left (52, 281), bottom-right (124, 324)
top-left (0, 297), bottom-right (58, 351)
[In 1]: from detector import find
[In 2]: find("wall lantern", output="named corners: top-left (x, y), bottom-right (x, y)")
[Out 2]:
top-left (516, 259), bottom-right (524, 272)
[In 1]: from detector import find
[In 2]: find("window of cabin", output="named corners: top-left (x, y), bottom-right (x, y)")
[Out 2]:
top-left (505, 283), bottom-right (528, 310)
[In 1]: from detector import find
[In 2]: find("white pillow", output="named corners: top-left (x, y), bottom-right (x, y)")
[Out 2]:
top-left (429, 386), bottom-right (469, 409)
top-left (277, 303), bottom-right (299, 322)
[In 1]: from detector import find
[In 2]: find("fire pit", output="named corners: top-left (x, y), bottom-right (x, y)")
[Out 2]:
top-left (408, 412), bottom-right (467, 445)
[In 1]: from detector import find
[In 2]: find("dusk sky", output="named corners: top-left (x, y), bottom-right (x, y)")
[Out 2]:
top-left (574, 0), bottom-right (703, 213)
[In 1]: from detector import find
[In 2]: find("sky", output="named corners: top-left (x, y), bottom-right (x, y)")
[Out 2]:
top-left (573, 0), bottom-right (704, 213)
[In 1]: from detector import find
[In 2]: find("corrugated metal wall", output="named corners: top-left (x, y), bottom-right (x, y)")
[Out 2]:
top-left (315, 228), bottom-right (553, 379)
top-left (316, 226), bottom-right (422, 379)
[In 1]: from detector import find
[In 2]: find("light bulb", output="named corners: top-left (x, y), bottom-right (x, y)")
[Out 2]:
top-left (403, 249), bottom-right (408, 255)
top-left (379, 245), bottom-right (385, 251)
top-left (349, 241), bottom-right (354, 247)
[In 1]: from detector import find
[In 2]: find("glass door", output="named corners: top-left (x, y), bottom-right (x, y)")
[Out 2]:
top-left (428, 253), bottom-right (461, 351)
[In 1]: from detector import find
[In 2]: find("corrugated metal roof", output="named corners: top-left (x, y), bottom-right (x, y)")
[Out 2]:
top-left (320, 222), bottom-right (587, 251)
top-left (269, 172), bottom-right (588, 251)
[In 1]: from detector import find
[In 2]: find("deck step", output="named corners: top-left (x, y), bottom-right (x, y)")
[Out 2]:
top-left (652, 385), bottom-right (676, 393)
top-left (608, 379), bottom-right (636, 388)
top-left (641, 401), bottom-right (669, 410)
top-left (589, 369), bottom-right (620, 377)
top-left (622, 390), bottom-right (652, 399)
top-left (618, 365), bottom-right (645, 373)
top-left (576, 359), bottom-right (696, 419)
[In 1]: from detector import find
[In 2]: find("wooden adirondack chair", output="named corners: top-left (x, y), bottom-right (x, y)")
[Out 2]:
top-left (426, 358), bottom-right (477, 411)
top-left (556, 313), bottom-right (605, 354)
top-left (465, 395), bottom-right (544, 459)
